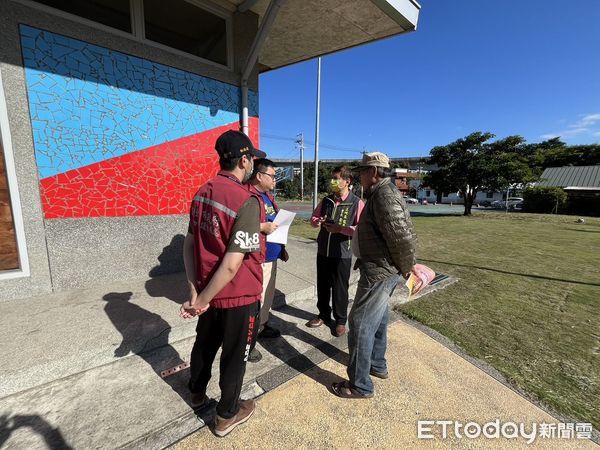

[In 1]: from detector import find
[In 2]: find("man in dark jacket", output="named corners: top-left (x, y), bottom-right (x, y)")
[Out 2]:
top-left (331, 152), bottom-right (417, 399)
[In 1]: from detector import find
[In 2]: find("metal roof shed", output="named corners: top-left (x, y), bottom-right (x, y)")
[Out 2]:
top-left (538, 166), bottom-right (600, 189)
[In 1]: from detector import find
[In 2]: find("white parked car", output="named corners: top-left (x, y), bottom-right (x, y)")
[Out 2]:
top-left (491, 197), bottom-right (523, 209)
top-left (403, 196), bottom-right (419, 204)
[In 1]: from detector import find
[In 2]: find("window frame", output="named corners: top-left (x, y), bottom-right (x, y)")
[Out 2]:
top-left (12, 0), bottom-right (234, 71)
top-left (0, 70), bottom-right (30, 280)
top-left (138, 0), bottom-right (232, 68)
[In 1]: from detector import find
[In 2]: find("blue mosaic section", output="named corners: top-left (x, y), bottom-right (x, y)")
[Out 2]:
top-left (19, 25), bottom-right (258, 178)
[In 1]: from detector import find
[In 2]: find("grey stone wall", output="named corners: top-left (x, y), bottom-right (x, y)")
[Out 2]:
top-left (44, 215), bottom-right (189, 291)
top-left (0, 1), bottom-right (259, 300)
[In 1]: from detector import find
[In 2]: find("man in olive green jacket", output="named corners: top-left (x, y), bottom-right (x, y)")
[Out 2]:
top-left (332, 152), bottom-right (417, 399)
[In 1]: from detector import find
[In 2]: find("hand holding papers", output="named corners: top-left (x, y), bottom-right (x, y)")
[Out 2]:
top-left (267, 209), bottom-right (296, 244)
top-left (405, 264), bottom-right (436, 300)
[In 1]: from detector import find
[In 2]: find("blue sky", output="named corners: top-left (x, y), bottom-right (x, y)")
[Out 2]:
top-left (258, 0), bottom-right (600, 159)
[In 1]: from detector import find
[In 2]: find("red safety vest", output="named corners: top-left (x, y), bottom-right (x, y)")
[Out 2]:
top-left (189, 171), bottom-right (265, 308)
top-left (247, 184), bottom-right (280, 213)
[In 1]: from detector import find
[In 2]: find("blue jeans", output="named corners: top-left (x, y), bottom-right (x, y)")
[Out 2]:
top-left (347, 273), bottom-right (401, 395)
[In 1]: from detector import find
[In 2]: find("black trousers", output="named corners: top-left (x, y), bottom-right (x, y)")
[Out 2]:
top-left (188, 300), bottom-right (260, 419)
top-left (316, 254), bottom-right (352, 325)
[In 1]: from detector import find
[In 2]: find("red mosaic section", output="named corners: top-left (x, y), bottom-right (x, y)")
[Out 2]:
top-left (40, 118), bottom-right (260, 218)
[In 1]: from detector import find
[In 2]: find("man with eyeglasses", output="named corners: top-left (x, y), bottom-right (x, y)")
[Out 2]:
top-left (246, 158), bottom-right (289, 362)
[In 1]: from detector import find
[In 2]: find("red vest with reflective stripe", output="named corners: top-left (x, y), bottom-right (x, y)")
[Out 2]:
top-left (190, 171), bottom-right (265, 309)
top-left (247, 184), bottom-right (279, 213)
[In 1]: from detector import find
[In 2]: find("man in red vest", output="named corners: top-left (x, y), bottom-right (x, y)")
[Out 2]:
top-left (180, 130), bottom-right (266, 437)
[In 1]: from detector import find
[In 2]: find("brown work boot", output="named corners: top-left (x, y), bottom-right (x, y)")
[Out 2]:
top-left (214, 399), bottom-right (256, 437)
top-left (306, 317), bottom-right (325, 328)
top-left (335, 324), bottom-right (346, 337)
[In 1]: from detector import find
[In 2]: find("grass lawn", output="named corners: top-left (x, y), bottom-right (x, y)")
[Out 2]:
top-left (289, 218), bottom-right (319, 240)
top-left (290, 212), bottom-right (600, 428)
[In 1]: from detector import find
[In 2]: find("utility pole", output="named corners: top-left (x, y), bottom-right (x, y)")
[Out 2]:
top-left (296, 133), bottom-right (304, 200)
top-left (360, 148), bottom-right (366, 199)
top-left (312, 57), bottom-right (321, 211)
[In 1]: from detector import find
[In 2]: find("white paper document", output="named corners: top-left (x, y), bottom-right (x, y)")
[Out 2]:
top-left (266, 209), bottom-right (296, 245)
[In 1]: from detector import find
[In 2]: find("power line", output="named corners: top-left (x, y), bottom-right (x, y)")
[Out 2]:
top-left (280, 147), bottom-right (298, 158)
top-left (307, 142), bottom-right (364, 154)
top-left (261, 132), bottom-right (364, 154)
top-left (317, 145), bottom-right (363, 154)
top-left (261, 133), bottom-right (296, 142)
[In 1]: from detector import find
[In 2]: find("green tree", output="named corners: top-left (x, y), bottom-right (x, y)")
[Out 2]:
top-left (277, 178), bottom-right (300, 199)
top-left (523, 138), bottom-right (600, 173)
top-left (522, 186), bottom-right (567, 213)
top-left (424, 132), bottom-right (535, 215)
top-left (276, 162), bottom-right (341, 200)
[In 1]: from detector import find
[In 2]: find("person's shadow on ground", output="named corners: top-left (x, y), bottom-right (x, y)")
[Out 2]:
top-left (145, 234), bottom-right (190, 305)
top-left (102, 292), bottom-right (194, 407)
top-left (0, 414), bottom-right (72, 450)
top-left (145, 234), bottom-right (189, 303)
top-left (257, 294), bottom-right (349, 392)
top-left (108, 235), bottom-right (216, 413)
top-left (148, 234), bottom-right (185, 277)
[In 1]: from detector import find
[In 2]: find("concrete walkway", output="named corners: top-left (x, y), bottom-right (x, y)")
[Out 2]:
top-left (1, 234), bottom-right (591, 449)
top-left (175, 320), bottom-right (596, 449)
top-left (0, 235), bottom-right (446, 449)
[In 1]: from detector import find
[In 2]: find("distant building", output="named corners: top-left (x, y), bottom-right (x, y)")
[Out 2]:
top-left (272, 157), bottom-right (509, 204)
top-left (393, 168), bottom-right (421, 195)
top-left (538, 166), bottom-right (600, 216)
top-left (538, 166), bottom-right (600, 190)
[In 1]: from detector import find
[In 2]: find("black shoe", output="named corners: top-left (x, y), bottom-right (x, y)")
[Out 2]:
top-left (257, 324), bottom-right (281, 339)
top-left (248, 348), bottom-right (262, 363)
top-left (190, 392), bottom-right (209, 409)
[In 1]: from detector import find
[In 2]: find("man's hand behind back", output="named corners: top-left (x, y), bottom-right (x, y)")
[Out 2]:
top-left (179, 300), bottom-right (210, 319)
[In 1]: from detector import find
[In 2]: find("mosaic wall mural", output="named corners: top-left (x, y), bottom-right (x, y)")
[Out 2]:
top-left (19, 25), bottom-right (259, 218)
